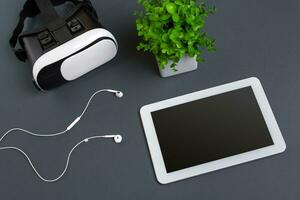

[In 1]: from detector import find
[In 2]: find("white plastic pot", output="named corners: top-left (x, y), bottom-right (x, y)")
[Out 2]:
top-left (158, 55), bottom-right (198, 77)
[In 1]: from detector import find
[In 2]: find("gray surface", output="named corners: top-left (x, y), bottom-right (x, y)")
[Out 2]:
top-left (0, 0), bottom-right (299, 199)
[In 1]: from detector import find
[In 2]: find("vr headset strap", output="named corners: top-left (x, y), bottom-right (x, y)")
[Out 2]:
top-left (9, 0), bottom-right (93, 62)
top-left (35, 0), bottom-right (60, 20)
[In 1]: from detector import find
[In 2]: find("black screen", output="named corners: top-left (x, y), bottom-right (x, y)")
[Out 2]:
top-left (151, 87), bottom-right (274, 173)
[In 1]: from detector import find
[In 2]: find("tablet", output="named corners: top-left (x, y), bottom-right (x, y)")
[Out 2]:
top-left (140, 77), bottom-right (286, 184)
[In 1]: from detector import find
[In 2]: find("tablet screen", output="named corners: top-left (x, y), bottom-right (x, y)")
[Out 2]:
top-left (151, 86), bottom-right (274, 173)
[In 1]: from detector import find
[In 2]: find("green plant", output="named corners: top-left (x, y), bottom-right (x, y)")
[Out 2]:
top-left (135, 0), bottom-right (216, 70)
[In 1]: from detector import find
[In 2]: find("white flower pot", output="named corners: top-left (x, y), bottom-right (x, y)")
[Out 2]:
top-left (158, 55), bottom-right (198, 77)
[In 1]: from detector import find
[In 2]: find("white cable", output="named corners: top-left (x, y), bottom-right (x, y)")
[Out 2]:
top-left (0, 136), bottom-right (113, 183)
top-left (0, 89), bottom-right (123, 183)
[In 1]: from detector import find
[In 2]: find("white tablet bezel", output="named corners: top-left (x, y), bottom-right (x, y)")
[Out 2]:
top-left (140, 77), bottom-right (286, 184)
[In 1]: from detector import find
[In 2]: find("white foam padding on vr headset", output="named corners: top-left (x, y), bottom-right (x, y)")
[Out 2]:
top-left (32, 28), bottom-right (118, 82)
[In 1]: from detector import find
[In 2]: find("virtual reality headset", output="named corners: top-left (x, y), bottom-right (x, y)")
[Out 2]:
top-left (10, 0), bottom-right (118, 91)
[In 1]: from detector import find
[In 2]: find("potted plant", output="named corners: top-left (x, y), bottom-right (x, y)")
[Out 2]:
top-left (135, 0), bottom-right (216, 77)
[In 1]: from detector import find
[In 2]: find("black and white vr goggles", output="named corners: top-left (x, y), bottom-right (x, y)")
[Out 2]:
top-left (10, 0), bottom-right (118, 91)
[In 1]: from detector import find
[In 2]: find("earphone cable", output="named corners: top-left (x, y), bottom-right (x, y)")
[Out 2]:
top-left (79, 89), bottom-right (111, 118)
top-left (0, 136), bottom-right (109, 183)
top-left (0, 89), bottom-right (122, 182)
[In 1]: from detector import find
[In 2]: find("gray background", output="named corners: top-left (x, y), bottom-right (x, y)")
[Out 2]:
top-left (0, 0), bottom-right (299, 199)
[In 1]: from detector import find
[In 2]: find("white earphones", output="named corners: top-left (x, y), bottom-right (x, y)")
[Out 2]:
top-left (104, 135), bottom-right (123, 143)
top-left (107, 89), bottom-right (123, 98)
top-left (83, 135), bottom-right (123, 144)
top-left (0, 89), bottom-right (124, 183)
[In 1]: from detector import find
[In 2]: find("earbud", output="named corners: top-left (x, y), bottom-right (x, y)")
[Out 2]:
top-left (115, 91), bottom-right (123, 98)
top-left (83, 135), bottom-right (123, 144)
top-left (102, 135), bottom-right (123, 143)
top-left (106, 89), bottom-right (123, 98)
top-left (113, 135), bottom-right (122, 143)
